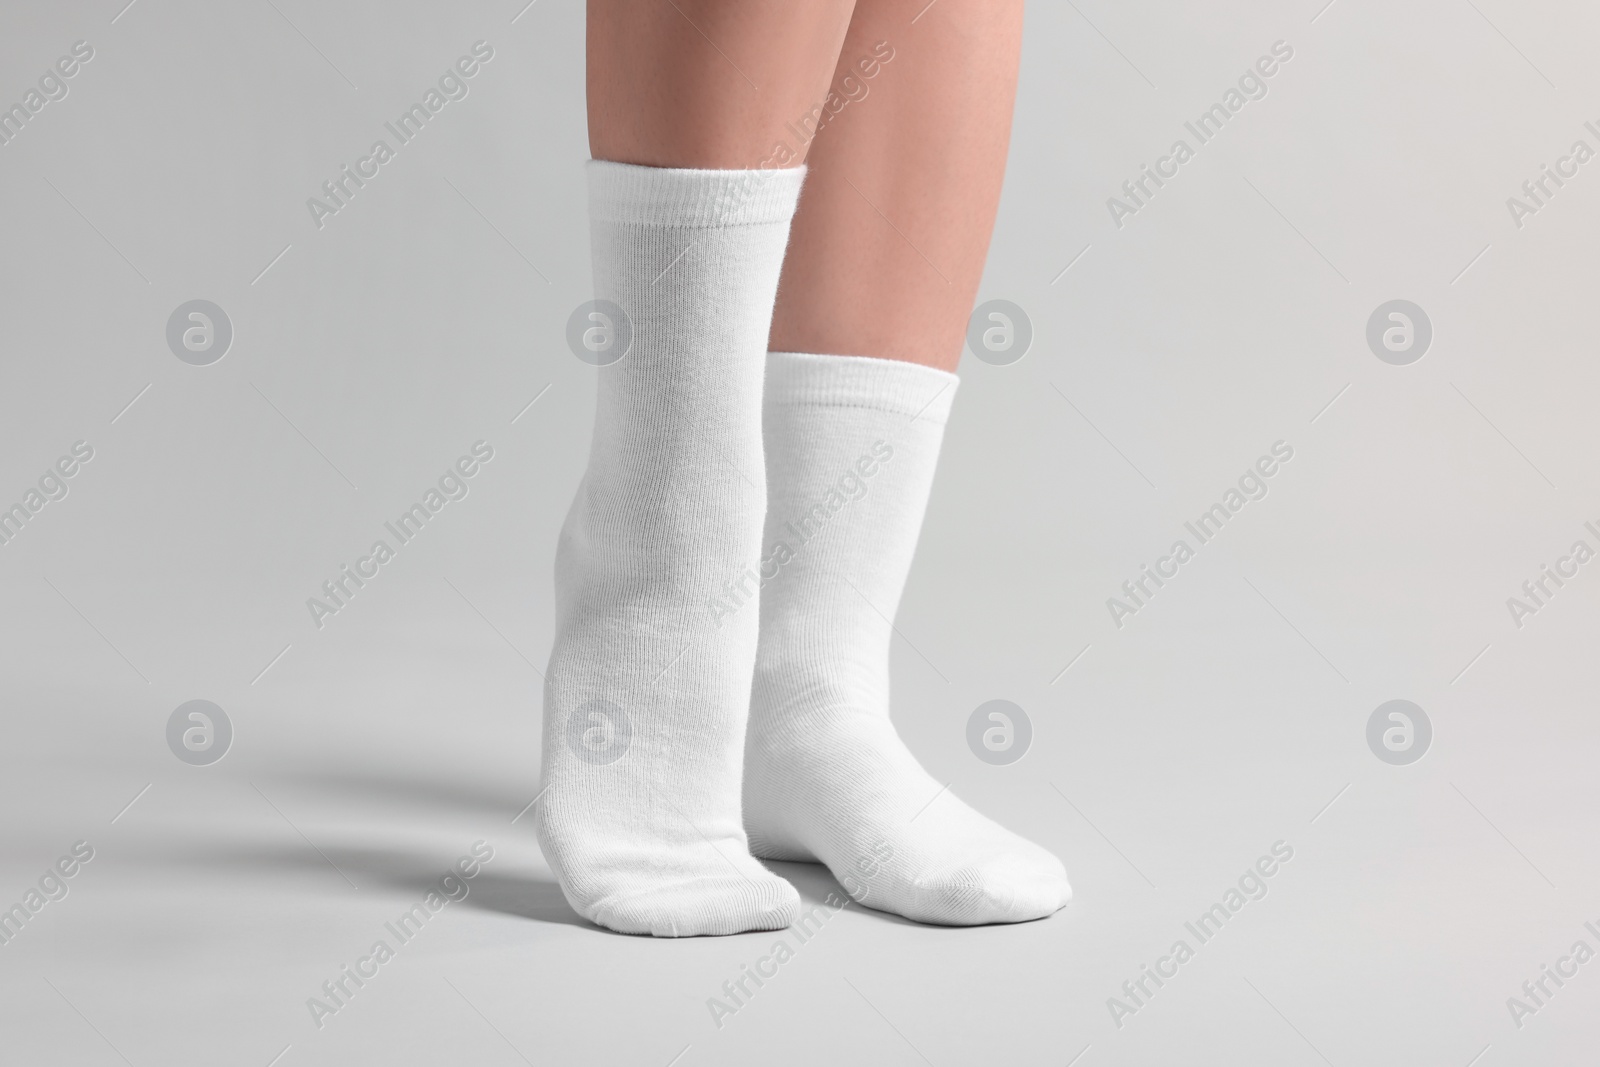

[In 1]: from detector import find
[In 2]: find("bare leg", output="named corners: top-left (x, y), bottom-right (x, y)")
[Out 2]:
top-left (770, 0), bottom-right (1025, 370)
top-left (587, 0), bottom-right (858, 169)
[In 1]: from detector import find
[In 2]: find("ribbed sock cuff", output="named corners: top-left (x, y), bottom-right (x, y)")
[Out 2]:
top-left (766, 351), bottom-right (960, 425)
top-left (586, 160), bottom-right (806, 228)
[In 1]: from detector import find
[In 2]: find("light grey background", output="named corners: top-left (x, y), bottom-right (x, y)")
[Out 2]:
top-left (2, 0), bottom-right (1597, 1064)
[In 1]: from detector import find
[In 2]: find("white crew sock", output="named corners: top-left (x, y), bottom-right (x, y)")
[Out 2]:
top-left (537, 161), bottom-right (805, 937)
top-left (745, 351), bottom-right (1071, 925)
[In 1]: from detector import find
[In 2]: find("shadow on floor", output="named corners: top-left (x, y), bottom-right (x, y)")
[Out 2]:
top-left (120, 832), bottom-right (597, 931)
top-left (269, 762), bottom-right (540, 823)
top-left (132, 763), bottom-right (931, 935)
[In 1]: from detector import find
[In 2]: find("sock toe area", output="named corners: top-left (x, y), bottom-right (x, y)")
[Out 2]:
top-left (586, 872), bottom-right (800, 937)
top-left (903, 850), bottom-right (1071, 926)
top-left (908, 865), bottom-right (1013, 925)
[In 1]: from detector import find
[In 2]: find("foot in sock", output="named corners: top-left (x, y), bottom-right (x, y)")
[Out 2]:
top-left (536, 162), bottom-right (805, 937)
top-left (744, 351), bottom-right (1071, 925)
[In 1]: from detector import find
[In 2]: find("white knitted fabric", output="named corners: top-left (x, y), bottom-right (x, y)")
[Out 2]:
top-left (745, 351), bottom-right (1071, 925)
top-left (537, 162), bottom-right (805, 937)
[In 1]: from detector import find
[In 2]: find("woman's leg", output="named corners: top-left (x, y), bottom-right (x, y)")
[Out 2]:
top-left (538, 1), bottom-right (854, 938)
top-left (588, 0), bottom-right (858, 169)
top-left (769, 0), bottom-right (1024, 371)
top-left (746, 0), bottom-right (1073, 925)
